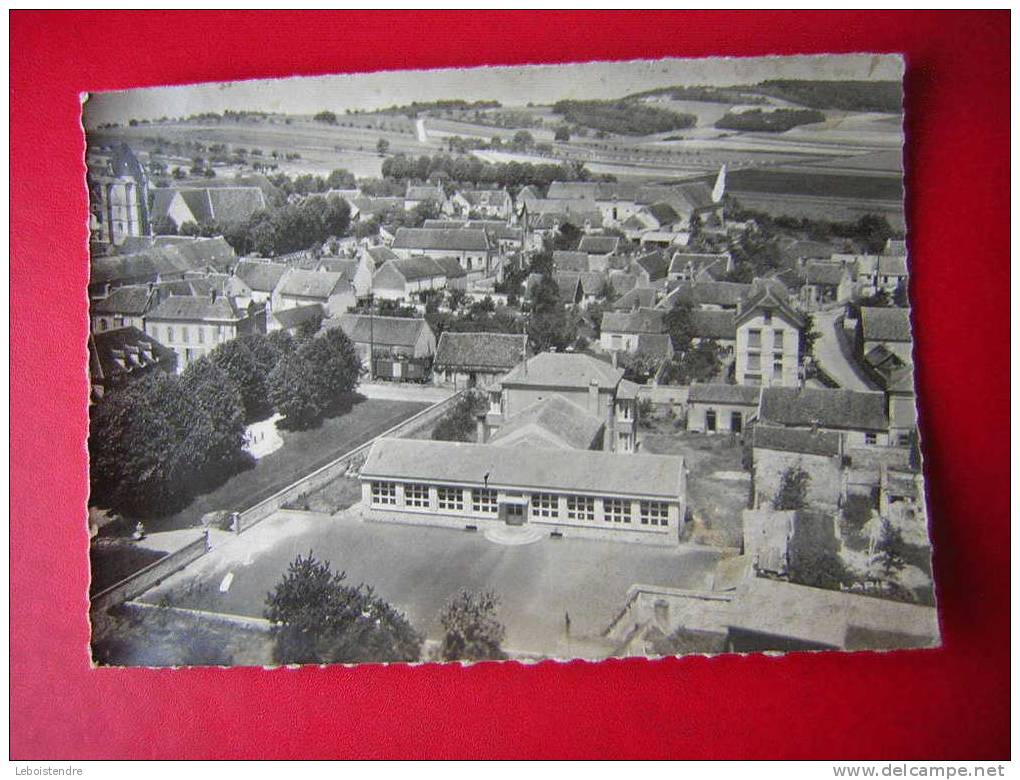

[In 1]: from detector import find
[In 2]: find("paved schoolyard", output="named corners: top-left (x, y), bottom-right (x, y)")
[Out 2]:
top-left (140, 508), bottom-right (723, 659)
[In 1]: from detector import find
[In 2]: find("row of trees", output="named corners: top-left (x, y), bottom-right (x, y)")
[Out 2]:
top-left (716, 108), bottom-right (826, 133)
top-left (218, 193), bottom-right (352, 257)
top-left (264, 553), bottom-right (506, 664)
top-left (89, 328), bottom-right (361, 518)
top-left (380, 152), bottom-right (596, 191)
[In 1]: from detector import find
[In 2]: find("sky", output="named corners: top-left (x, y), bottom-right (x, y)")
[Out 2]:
top-left (83, 54), bottom-right (902, 127)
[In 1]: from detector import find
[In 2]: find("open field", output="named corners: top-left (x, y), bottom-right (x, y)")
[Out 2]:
top-left (138, 508), bottom-right (724, 659)
top-left (129, 396), bottom-right (429, 533)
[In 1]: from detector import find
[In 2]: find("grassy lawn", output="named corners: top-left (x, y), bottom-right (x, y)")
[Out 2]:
top-left (138, 509), bottom-right (723, 660)
top-left (136, 396), bottom-right (429, 533)
top-left (640, 421), bottom-right (749, 548)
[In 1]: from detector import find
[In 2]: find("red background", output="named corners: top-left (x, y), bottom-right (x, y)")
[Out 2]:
top-left (10, 11), bottom-right (1010, 759)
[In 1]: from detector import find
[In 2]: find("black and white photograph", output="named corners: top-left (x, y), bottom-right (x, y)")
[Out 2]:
top-left (84, 53), bottom-right (938, 667)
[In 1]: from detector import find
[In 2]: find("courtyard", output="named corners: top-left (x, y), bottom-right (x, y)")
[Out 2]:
top-left (137, 507), bottom-right (724, 660)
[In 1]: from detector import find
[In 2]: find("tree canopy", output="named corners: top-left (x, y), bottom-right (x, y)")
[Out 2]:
top-left (437, 589), bottom-right (507, 662)
top-left (265, 552), bottom-right (422, 665)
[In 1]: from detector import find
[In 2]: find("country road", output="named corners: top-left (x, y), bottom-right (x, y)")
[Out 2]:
top-left (810, 307), bottom-right (879, 391)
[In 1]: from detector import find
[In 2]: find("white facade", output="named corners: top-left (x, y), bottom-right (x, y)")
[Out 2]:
top-left (735, 312), bottom-right (801, 387)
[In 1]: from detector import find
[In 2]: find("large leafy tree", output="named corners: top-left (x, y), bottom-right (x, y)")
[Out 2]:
top-left (664, 301), bottom-right (695, 354)
top-left (775, 465), bottom-right (811, 511)
top-left (208, 337), bottom-right (271, 423)
top-left (267, 352), bottom-right (324, 429)
top-left (297, 328), bottom-right (362, 410)
top-left (265, 552), bottom-right (422, 665)
top-left (179, 357), bottom-right (248, 480)
top-left (437, 589), bottom-right (507, 662)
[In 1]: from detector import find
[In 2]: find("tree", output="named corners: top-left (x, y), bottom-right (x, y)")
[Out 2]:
top-left (325, 168), bottom-right (356, 190)
top-left (446, 288), bottom-right (468, 313)
top-left (437, 589), bottom-right (507, 662)
top-left (664, 301), bottom-right (695, 354)
top-left (265, 552), bottom-right (422, 664)
top-left (553, 125), bottom-right (571, 142)
top-left (376, 138), bottom-right (390, 155)
top-left (267, 352), bottom-right (324, 429)
top-left (510, 130), bottom-right (534, 151)
top-left (775, 466), bottom-right (810, 511)
top-left (297, 328), bottom-right (362, 410)
top-left (314, 110), bottom-right (338, 125)
top-left (432, 391), bottom-right (487, 442)
top-left (179, 357), bottom-right (248, 482)
top-left (875, 518), bottom-right (907, 576)
top-left (209, 337), bottom-right (273, 422)
top-left (178, 221), bottom-right (201, 237)
top-left (892, 279), bottom-right (909, 308)
top-left (152, 215), bottom-right (178, 236)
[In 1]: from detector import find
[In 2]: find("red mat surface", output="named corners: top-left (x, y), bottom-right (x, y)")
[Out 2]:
top-left (10, 10), bottom-right (1010, 759)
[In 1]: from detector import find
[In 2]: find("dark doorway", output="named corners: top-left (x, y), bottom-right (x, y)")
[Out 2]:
top-left (706, 410), bottom-right (717, 432)
top-left (731, 412), bottom-right (742, 434)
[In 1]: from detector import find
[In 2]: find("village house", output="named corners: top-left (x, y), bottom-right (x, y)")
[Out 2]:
top-left (144, 292), bottom-right (256, 372)
top-left (620, 202), bottom-right (682, 241)
top-left (689, 309), bottom-right (738, 351)
top-left (90, 284), bottom-right (157, 333)
top-left (666, 252), bottom-right (734, 283)
top-left (362, 244), bottom-right (399, 270)
top-left (757, 386), bottom-right (890, 448)
top-left (734, 280), bottom-right (804, 387)
top-left (800, 261), bottom-right (854, 309)
top-left (552, 250), bottom-right (590, 273)
top-left (600, 308), bottom-right (666, 354)
top-left (347, 195), bottom-right (404, 223)
top-left (271, 268), bottom-right (355, 316)
top-left (448, 189), bottom-right (512, 220)
top-left (325, 313), bottom-right (437, 380)
top-left (612, 286), bottom-right (660, 312)
top-left (432, 331), bottom-right (529, 390)
top-left (876, 255), bottom-right (909, 294)
top-left (316, 254), bottom-right (375, 299)
top-left (750, 425), bottom-right (845, 511)
top-left (266, 303), bottom-right (325, 337)
top-left (225, 260), bottom-right (288, 308)
top-left (391, 227), bottom-right (492, 277)
top-left (88, 325), bottom-right (176, 402)
top-left (857, 306), bottom-right (913, 366)
top-left (685, 383), bottom-right (761, 434)
top-left (553, 272), bottom-right (584, 308)
top-left (660, 280), bottom-right (750, 311)
top-left (360, 438), bottom-right (686, 546)
top-left (487, 352), bottom-right (640, 454)
top-left (371, 257), bottom-right (450, 301)
top-left (577, 234), bottom-right (621, 270)
top-left (404, 182), bottom-right (446, 212)
top-left (149, 186), bottom-right (267, 232)
top-left (631, 250), bottom-right (672, 286)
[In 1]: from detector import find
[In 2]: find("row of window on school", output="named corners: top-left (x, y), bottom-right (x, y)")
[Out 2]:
top-left (369, 481), bottom-right (672, 527)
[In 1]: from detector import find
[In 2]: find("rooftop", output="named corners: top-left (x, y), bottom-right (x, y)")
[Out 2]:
top-left (752, 425), bottom-right (842, 458)
top-left (434, 331), bottom-right (528, 372)
top-left (329, 313), bottom-right (429, 348)
top-left (688, 383), bottom-right (761, 406)
top-left (276, 269), bottom-right (347, 299)
top-left (392, 227), bottom-right (490, 252)
top-left (232, 259), bottom-right (288, 293)
top-left (860, 307), bottom-right (912, 343)
top-left (502, 351), bottom-right (624, 390)
top-left (361, 438), bottom-right (685, 499)
top-left (489, 395), bottom-right (604, 451)
top-left (760, 387), bottom-right (889, 432)
top-left (145, 293), bottom-right (244, 323)
top-left (601, 307), bottom-right (666, 335)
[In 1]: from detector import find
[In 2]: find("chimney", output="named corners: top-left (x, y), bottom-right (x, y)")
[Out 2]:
top-left (475, 411), bottom-right (488, 444)
top-left (611, 350), bottom-right (618, 369)
top-left (210, 288), bottom-right (218, 303)
top-left (588, 379), bottom-right (599, 415)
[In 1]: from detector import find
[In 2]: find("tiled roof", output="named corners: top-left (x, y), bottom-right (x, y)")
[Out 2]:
top-left (331, 313), bottom-right (429, 348)
top-left (736, 278), bottom-right (805, 329)
top-left (387, 256), bottom-right (447, 282)
top-left (90, 247), bottom-right (195, 287)
top-left (546, 182), bottom-right (599, 200)
top-left (89, 326), bottom-right (176, 384)
top-left (883, 239), bottom-right (907, 256)
top-left (608, 270), bottom-right (638, 296)
top-left (752, 425), bottom-right (842, 458)
top-left (578, 271), bottom-right (606, 296)
top-left (601, 307), bottom-right (666, 335)
top-left (271, 304), bottom-right (325, 331)
top-left (662, 280), bottom-right (750, 309)
top-left (578, 235), bottom-right (620, 255)
top-left (552, 250), bottom-right (590, 272)
top-left (430, 256), bottom-right (468, 279)
top-left (633, 250), bottom-right (670, 282)
top-left (361, 437), bottom-right (685, 499)
top-left (554, 271), bottom-right (581, 302)
top-left (635, 333), bottom-right (674, 361)
top-left (458, 189), bottom-right (510, 207)
top-left (688, 383), bottom-right (762, 406)
top-left (804, 261), bottom-right (848, 287)
top-left (91, 285), bottom-right (153, 316)
top-left (156, 236), bottom-right (236, 272)
top-left (364, 245), bottom-right (398, 267)
top-left (760, 387), bottom-right (888, 432)
top-left (233, 260), bottom-right (288, 293)
top-left (877, 256), bottom-right (908, 276)
top-left (146, 294), bottom-right (244, 323)
top-left (276, 269), bottom-right (347, 299)
top-left (645, 202), bottom-right (680, 226)
top-left (689, 309), bottom-right (737, 341)
top-left (392, 228), bottom-right (489, 252)
top-left (860, 307), bottom-right (912, 343)
top-left (502, 351), bottom-right (623, 390)
top-left (613, 286), bottom-right (659, 311)
top-left (406, 184), bottom-right (444, 201)
top-left (150, 187), bottom-right (267, 225)
top-left (434, 331), bottom-right (528, 372)
top-left (667, 252), bottom-right (732, 277)
top-left (490, 395), bottom-right (604, 451)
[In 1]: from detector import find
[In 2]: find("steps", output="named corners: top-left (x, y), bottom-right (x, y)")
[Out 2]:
top-left (483, 524), bottom-right (545, 546)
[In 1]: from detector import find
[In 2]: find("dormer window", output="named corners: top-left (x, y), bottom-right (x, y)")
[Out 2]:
top-left (763, 310), bottom-right (773, 324)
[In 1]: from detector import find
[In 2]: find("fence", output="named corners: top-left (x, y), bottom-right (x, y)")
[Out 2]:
top-left (235, 389), bottom-right (465, 532)
top-left (90, 531), bottom-right (210, 614)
